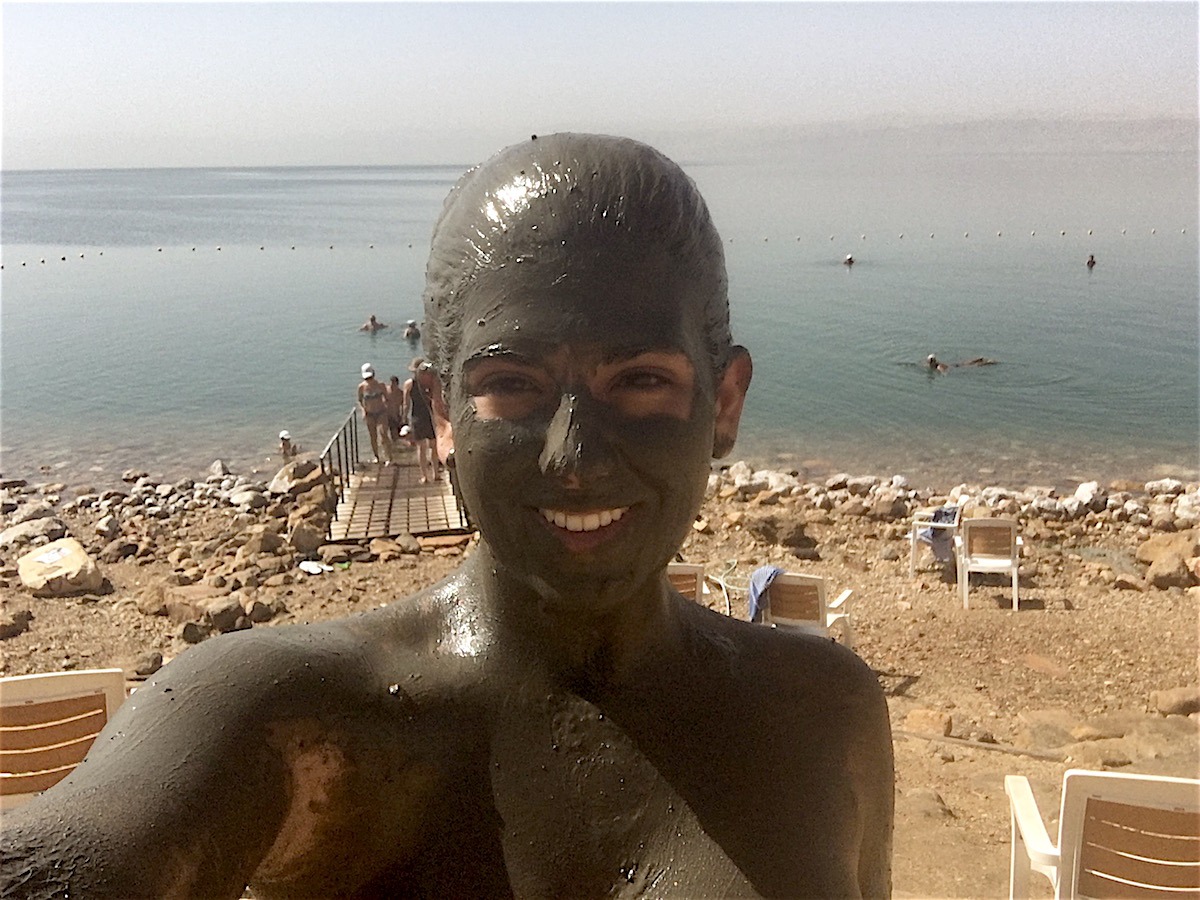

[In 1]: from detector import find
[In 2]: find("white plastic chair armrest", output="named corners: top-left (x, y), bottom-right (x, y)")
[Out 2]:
top-left (1004, 775), bottom-right (1059, 872)
top-left (828, 589), bottom-right (853, 610)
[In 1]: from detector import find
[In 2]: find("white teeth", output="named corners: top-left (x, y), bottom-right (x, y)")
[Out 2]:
top-left (539, 506), bottom-right (629, 533)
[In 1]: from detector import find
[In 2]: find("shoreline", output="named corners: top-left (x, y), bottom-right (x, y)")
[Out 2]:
top-left (5, 440), bottom-right (1196, 502)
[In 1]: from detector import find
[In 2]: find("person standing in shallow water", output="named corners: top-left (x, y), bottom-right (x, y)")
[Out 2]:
top-left (1, 133), bottom-right (893, 899)
top-left (359, 313), bottom-right (388, 332)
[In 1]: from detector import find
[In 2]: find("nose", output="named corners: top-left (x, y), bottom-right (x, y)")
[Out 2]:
top-left (537, 392), bottom-right (615, 484)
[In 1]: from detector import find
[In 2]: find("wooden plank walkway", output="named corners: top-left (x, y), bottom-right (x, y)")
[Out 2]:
top-left (327, 461), bottom-right (472, 542)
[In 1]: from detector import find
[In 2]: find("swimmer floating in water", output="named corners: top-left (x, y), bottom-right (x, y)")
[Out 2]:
top-left (843, 254), bottom-right (855, 266)
top-left (403, 319), bottom-right (421, 340)
top-left (925, 353), bottom-right (997, 372)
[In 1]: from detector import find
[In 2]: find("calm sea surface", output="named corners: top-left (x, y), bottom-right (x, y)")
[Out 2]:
top-left (3, 124), bottom-right (1197, 490)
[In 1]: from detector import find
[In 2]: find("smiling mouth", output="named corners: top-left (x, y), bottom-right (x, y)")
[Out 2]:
top-left (538, 506), bottom-right (630, 533)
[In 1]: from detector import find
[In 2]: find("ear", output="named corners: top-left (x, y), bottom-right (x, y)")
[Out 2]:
top-left (429, 377), bottom-right (455, 463)
top-left (712, 347), bottom-right (752, 459)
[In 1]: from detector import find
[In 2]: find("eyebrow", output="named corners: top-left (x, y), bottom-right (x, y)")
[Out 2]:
top-left (462, 343), bottom-right (687, 370)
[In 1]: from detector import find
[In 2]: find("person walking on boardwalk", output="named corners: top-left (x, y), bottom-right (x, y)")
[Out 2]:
top-left (403, 357), bottom-right (439, 482)
top-left (385, 375), bottom-right (407, 443)
top-left (357, 363), bottom-right (393, 464)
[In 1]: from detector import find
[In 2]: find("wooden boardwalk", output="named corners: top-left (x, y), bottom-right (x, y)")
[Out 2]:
top-left (327, 461), bottom-right (472, 542)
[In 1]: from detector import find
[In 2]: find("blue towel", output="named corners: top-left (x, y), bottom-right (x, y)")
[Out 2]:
top-left (747, 565), bottom-right (785, 622)
top-left (917, 506), bottom-right (957, 562)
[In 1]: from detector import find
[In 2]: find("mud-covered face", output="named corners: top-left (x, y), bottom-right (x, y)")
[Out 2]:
top-left (445, 261), bottom-right (721, 609)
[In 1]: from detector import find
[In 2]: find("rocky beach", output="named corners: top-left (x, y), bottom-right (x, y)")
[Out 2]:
top-left (2, 454), bottom-right (1197, 898)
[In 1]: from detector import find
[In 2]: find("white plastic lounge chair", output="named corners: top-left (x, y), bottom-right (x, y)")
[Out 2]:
top-left (666, 562), bottom-right (705, 603)
top-left (757, 572), bottom-right (854, 649)
top-left (0, 668), bottom-right (127, 810)
top-left (954, 517), bottom-right (1023, 610)
top-left (1005, 768), bottom-right (1200, 899)
top-left (907, 504), bottom-right (963, 576)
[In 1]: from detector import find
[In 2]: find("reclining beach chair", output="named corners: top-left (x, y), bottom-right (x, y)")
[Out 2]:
top-left (751, 568), bottom-right (854, 649)
top-left (954, 517), bottom-right (1023, 610)
top-left (1005, 768), bottom-right (1200, 899)
top-left (0, 668), bottom-right (127, 810)
top-left (666, 562), bottom-right (705, 603)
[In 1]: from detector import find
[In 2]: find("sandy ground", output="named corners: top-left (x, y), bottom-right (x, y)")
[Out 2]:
top-left (2, 468), bottom-right (1197, 898)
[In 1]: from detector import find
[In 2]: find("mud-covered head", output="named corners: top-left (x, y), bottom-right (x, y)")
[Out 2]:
top-left (419, 134), bottom-right (750, 608)
top-left (422, 133), bottom-right (732, 385)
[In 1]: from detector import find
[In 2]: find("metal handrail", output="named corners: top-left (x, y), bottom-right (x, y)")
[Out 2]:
top-left (319, 407), bottom-right (360, 514)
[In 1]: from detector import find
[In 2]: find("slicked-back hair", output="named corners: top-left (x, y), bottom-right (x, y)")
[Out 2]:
top-left (422, 133), bottom-right (732, 385)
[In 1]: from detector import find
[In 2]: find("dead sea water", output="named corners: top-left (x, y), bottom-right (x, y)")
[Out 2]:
top-left (2, 122), bottom-right (1197, 489)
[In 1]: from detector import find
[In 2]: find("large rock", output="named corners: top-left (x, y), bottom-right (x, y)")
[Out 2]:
top-left (1147, 552), bottom-right (1196, 590)
top-left (288, 521), bottom-right (327, 555)
top-left (229, 488), bottom-right (267, 510)
top-left (10, 501), bottom-right (57, 525)
top-left (1150, 686), bottom-right (1200, 717)
top-left (17, 538), bottom-right (105, 597)
top-left (202, 595), bottom-right (245, 633)
top-left (267, 460), bottom-right (324, 496)
top-left (1073, 481), bottom-right (1107, 512)
top-left (1146, 478), bottom-right (1185, 497)
top-left (0, 517), bottom-right (68, 548)
top-left (95, 514), bottom-right (121, 541)
top-left (867, 492), bottom-right (909, 521)
top-left (137, 581), bottom-right (232, 621)
top-left (1137, 530), bottom-right (1199, 566)
top-left (237, 529), bottom-right (286, 557)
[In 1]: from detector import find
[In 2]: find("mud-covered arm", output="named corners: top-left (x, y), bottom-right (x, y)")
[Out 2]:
top-left (0, 627), bottom-right (367, 899)
top-left (843, 653), bottom-right (895, 900)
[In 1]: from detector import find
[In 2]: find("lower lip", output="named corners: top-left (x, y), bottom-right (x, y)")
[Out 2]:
top-left (537, 509), bottom-right (632, 554)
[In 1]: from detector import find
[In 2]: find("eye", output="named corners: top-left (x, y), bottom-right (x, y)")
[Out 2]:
top-left (598, 353), bottom-right (695, 419)
top-left (466, 361), bottom-right (554, 419)
top-left (613, 369), bottom-right (675, 390)
top-left (476, 372), bottom-right (543, 396)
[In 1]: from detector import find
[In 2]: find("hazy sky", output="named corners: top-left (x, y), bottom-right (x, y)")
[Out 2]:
top-left (3, 2), bottom-right (1196, 170)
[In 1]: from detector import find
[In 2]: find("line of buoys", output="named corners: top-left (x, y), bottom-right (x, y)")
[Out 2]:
top-left (7, 226), bottom-right (1186, 270)
top-left (815, 226), bottom-right (1182, 242)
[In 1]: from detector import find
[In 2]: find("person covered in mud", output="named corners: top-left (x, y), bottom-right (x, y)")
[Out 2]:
top-left (1, 134), bottom-right (894, 899)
